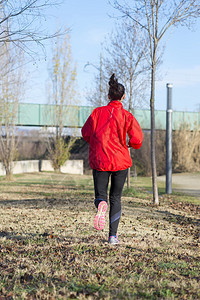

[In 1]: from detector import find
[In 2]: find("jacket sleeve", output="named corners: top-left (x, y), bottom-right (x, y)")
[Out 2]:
top-left (127, 115), bottom-right (143, 149)
top-left (81, 114), bottom-right (93, 144)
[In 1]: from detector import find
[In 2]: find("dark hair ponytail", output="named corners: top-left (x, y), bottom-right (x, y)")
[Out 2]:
top-left (108, 73), bottom-right (125, 100)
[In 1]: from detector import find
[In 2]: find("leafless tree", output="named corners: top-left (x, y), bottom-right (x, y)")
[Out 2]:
top-left (87, 20), bottom-right (150, 187)
top-left (103, 20), bottom-right (150, 188)
top-left (0, 0), bottom-right (62, 56)
top-left (85, 52), bottom-right (109, 107)
top-left (110, 0), bottom-right (200, 204)
top-left (46, 33), bottom-right (78, 172)
top-left (0, 43), bottom-right (24, 179)
top-left (87, 21), bottom-right (149, 110)
top-left (0, 1), bottom-right (65, 179)
top-left (104, 20), bottom-right (149, 111)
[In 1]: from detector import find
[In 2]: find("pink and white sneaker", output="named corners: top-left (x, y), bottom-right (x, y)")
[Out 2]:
top-left (93, 201), bottom-right (108, 230)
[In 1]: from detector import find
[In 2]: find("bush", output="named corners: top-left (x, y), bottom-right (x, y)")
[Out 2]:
top-left (132, 124), bottom-right (200, 176)
top-left (173, 123), bottom-right (200, 172)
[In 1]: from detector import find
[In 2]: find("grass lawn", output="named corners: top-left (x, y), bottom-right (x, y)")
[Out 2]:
top-left (0, 172), bottom-right (199, 299)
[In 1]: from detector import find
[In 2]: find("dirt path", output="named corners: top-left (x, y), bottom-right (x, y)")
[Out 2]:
top-left (158, 173), bottom-right (200, 198)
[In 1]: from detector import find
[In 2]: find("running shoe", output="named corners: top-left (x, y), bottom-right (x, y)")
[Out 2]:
top-left (108, 236), bottom-right (119, 245)
top-left (93, 201), bottom-right (107, 230)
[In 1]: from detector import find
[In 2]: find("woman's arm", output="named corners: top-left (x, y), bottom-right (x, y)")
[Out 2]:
top-left (81, 114), bottom-right (93, 144)
top-left (127, 115), bottom-right (143, 149)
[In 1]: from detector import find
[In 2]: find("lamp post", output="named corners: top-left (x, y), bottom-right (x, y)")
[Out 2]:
top-left (166, 83), bottom-right (173, 194)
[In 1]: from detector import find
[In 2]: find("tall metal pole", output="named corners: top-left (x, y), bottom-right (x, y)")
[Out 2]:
top-left (166, 83), bottom-right (173, 194)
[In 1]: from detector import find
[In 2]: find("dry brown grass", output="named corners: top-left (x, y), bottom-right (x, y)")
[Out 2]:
top-left (173, 124), bottom-right (200, 172)
top-left (0, 173), bottom-right (199, 299)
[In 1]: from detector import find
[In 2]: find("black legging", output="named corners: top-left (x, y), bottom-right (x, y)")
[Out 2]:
top-left (93, 169), bottom-right (128, 236)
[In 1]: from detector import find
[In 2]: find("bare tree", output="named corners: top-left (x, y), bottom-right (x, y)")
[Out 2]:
top-left (87, 22), bottom-right (149, 110)
top-left (0, 0), bottom-right (62, 55)
top-left (47, 33), bottom-right (78, 172)
top-left (104, 20), bottom-right (149, 111)
top-left (0, 43), bottom-right (24, 180)
top-left (0, 1), bottom-right (65, 179)
top-left (85, 52), bottom-right (109, 107)
top-left (111, 0), bottom-right (200, 204)
top-left (103, 20), bottom-right (149, 188)
top-left (86, 21), bottom-right (149, 187)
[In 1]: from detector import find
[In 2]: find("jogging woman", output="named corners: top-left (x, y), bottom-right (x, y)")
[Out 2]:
top-left (82, 74), bottom-right (143, 245)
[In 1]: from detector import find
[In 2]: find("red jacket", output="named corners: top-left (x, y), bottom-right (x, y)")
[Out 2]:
top-left (81, 100), bottom-right (143, 171)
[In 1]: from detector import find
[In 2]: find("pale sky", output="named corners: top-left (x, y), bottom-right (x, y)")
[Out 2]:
top-left (25, 0), bottom-right (200, 112)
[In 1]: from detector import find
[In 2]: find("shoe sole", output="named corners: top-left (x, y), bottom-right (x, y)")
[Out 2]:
top-left (109, 242), bottom-right (119, 246)
top-left (94, 201), bottom-right (107, 230)
top-left (109, 240), bottom-right (119, 245)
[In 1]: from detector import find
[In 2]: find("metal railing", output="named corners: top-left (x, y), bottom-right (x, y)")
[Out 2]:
top-left (2, 103), bottom-right (200, 130)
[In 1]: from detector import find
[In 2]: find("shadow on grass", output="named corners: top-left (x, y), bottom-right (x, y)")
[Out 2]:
top-left (1, 188), bottom-right (94, 198)
top-left (0, 196), bottom-right (93, 210)
top-left (0, 230), bottom-right (49, 242)
top-left (157, 210), bottom-right (200, 227)
top-left (0, 181), bottom-right (94, 187)
top-left (0, 230), bottom-right (109, 246)
top-left (122, 198), bottom-right (200, 229)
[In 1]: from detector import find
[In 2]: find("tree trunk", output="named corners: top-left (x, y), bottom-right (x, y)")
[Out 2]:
top-left (5, 164), bottom-right (14, 181)
top-left (127, 76), bottom-right (133, 189)
top-left (150, 63), bottom-right (159, 205)
top-left (127, 148), bottom-right (131, 189)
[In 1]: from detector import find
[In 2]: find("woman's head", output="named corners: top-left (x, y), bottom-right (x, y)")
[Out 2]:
top-left (108, 74), bottom-right (125, 101)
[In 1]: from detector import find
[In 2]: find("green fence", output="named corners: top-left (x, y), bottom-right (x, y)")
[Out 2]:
top-left (10, 103), bottom-right (200, 130)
